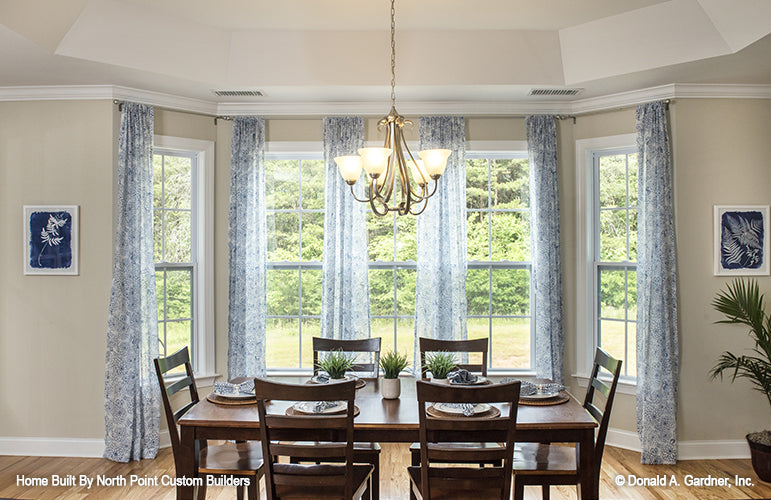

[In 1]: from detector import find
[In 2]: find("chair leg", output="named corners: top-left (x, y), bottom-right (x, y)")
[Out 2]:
top-left (370, 454), bottom-right (380, 500)
top-left (542, 484), bottom-right (550, 500)
top-left (196, 480), bottom-right (207, 500)
top-left (247, 475), bottom-right (259, 500)
top-left (236, 483), bottom-right (244, 500)
top-left (513, 480), bottom-right (524, 500)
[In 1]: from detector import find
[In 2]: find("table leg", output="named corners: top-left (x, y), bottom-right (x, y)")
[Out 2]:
top-left (577, 428), bottom-right (598, 500)
top-left (178, 426), bottom-right (196, 500)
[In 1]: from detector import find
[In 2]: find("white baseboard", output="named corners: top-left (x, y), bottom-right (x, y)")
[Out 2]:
top-left (0, 429), bottom-right (749, 460)
top-left (606, 428), bottom-right (751, 460)
top-left (0, 431), bottom-right (171, 458)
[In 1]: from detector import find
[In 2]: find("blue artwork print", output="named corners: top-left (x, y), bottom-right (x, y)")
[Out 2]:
top-left (29, 211), bottom-right (73, 269)
top-left (720, 210), bottom-right (765, 270)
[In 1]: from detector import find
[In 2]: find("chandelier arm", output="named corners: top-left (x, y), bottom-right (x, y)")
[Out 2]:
top-left (348, 183), bottom-right (374, 204)
top-left (392, 138), bottom-right (414, 214)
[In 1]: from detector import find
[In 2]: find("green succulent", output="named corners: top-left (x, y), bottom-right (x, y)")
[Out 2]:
top-left (379, 350), bottom-right (410, 379)
top-left (316, 349), bottom-right (357, 379)
top-left (423, 351), bottom-right (458, 379)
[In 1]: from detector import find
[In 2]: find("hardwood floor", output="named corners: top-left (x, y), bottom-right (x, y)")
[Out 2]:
top-left (1, 444), bottom-right (769, 499)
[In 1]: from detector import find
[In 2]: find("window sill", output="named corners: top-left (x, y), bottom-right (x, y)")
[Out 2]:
top-left (163, 372), bottom-right (220, 388)
top-left (571, 373), bottom-right (637, 396)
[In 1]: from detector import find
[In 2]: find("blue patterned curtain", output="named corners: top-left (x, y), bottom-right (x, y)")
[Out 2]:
top-left (414, 116), bottom-right (467, 361)
top-left (636, 101), bottom-right (679, 464)
top-left (227, 117), bottom-right (267, 378)
top-left (104, 102), bottom-right (159, 462)
top-left (321, 117), bottom-right (370, 340)
top-left (526, 115), bottom-right (564, 383)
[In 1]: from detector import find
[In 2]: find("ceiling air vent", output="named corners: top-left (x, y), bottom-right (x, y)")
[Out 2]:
top-left (212, 90), bottom-right (265, 97)
top-left (528, 88), bottom-right (583, 97)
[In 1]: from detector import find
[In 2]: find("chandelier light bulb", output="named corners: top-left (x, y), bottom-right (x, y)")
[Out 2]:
top-left (418, 149), bottom-right (452, 177)
top-left (334, 155), bottom-right (363, 185)
top-left (358, 147), bottom-right (392, 177)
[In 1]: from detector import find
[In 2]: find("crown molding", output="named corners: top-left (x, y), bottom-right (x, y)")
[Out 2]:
top-left (1, 83), bottom-right (769, 117)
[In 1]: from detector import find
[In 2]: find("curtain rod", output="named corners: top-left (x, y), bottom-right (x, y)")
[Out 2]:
top-left (112, 99), bottom-right (671, 124)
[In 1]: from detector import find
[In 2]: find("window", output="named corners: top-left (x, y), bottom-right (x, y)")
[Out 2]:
top-left (153, 136), bottom-right (214, 377)
top-left (265, 149), bottom-right (533, 373)
top-left (265, 154), bottom-right (325, 370)
top-left (576, 135), bottom-right (637, 383)
top-left (466, 153), bottom-right (533, 371)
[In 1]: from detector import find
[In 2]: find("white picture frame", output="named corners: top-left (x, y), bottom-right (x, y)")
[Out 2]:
top-left (23, 205), bottom-right (79, 275)
top-left (714, 205), bottom-right (769, 276)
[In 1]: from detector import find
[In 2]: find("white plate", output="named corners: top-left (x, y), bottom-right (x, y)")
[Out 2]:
top-left (292, 401), bottom-right (347, 414)
top-left (520, 391), bottom-right (562, 401)
top-left (449, 375), bottom-right (488, 385)
top-left (432, 403), bottom-right (491, 415)
top-left (213, 389), bottom-right (255, 399)
top-left (309, 374), bottom-right (358, 384)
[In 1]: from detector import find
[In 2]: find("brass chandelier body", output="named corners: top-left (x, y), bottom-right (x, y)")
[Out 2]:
top-left (334, 0), bottom-right (451, 216)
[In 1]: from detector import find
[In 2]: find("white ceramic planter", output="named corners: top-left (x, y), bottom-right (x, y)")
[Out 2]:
top-left (381, 377), bottom-right (401, 399)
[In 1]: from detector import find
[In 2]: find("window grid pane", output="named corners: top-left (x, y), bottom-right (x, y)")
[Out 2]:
top-left (153, 151), bottom-right (195, 371)
top-left (594, 149), bottom-right (638, 377)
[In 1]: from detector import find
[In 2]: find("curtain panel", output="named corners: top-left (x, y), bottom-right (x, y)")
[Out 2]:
top-left (526, 115), bottom-right (565, 383)
top-left (104, 102), bottom-right (159, 462)
top-left (414, 116), bottom-right (468, 364)
top-left (227, 117), bottom-right (267, 379)
top-left (321, 116), bottom-right (371, 340)
top-left (636, 101), bottom-right (679, 464)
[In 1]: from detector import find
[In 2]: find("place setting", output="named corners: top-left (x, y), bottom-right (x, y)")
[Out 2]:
top-left (307, 371), bottom-right (367, 389)
top-left (501, 379), bottom-right (569, 406)
top-left (426, 401), bottom-right (501, 419)
top-left (207, 380), bottom-right (257, 405)
top-left (447, 368), bottom-right (490, 386)
top-left (286, 400), bottom-right (361, 416)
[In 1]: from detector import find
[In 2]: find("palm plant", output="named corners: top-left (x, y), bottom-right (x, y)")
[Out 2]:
top-left (710, 278), bottom-right (771, 409)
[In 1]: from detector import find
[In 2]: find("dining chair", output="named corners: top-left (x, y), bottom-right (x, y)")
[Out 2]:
top-left (408, 379), bottom-right (521, 500)
top-left (154, 347), bottom-right (264, 500)
top-left (418, 337), bottom-right (488, 377)
top-left (512, 347), bottom-right (623, 500)
top-left (313, 336), bottom-right (382, 378)
top-left (254, 378), bottom-right (374, 500)
top-left (311, 336), bottom-right (382, 500)
top-left (411, 336), bottom-right (491, 470)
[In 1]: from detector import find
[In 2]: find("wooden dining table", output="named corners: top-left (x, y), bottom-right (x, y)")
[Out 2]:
top-left (177, 376), bottom-right (599, 500)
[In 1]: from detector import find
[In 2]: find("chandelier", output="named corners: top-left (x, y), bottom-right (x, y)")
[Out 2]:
top-left (334, 0), bottom-right (451, 216)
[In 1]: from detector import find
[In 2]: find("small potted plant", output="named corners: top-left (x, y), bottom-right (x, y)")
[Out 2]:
top-left (379, 350), bottom-right (410, 399)
top-left (316, 349), bottom-right (357, 380)
top-left (711, 278), bottom-right (771, 482)
top-left (423, 351), bottom-right (458, 382)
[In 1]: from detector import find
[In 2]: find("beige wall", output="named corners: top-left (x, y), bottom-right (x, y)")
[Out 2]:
top-left (0, 100), bottom-right (115, 438)
top-left (2, 99), bottom-right (770, 448)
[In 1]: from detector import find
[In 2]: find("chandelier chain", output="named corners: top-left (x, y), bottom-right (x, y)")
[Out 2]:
top-left (390, 0), bottom-right (396, 106)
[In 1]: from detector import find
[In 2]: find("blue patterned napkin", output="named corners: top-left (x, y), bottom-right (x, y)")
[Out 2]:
top-left (214, 380), bottom-right (254, 395)
top-left (448, 369), bottom-right (478, 385)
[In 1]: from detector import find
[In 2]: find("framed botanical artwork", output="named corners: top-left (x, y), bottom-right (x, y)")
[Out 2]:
top-left (714, 205), bottom-right (769, 276)
top-left (23, 205), bottom-right (79, 275)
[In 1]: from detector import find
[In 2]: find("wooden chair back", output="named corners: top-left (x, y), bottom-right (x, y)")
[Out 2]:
top-left (414, 380), bottom-right (520, 499)
top-left (153, 347), bottom-right (199, 470)
top-left (584, 347), bottom-right (623, 472)
top-left (313, 337), bottom-right (382, 377)
top-left (254, 378), bottom-right (363, 500)
top-left (418, 337), bottom-right (488, 377)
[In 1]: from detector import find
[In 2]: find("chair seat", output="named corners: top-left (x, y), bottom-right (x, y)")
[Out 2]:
top-left (407, 467), bottom-right (507, 500)
top-left (272, 463), bottom-right (374, 500)
top-left (199, 441), bottom-right (264, 476)
top-left (513, 443), bottom-right (578, 475)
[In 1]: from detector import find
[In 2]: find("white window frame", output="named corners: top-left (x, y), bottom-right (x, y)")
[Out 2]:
top-left (153, 135), bottom-right (216, 385)
top-left (575, 134), bottom-right (637, 394)
top-left (466, 144), bottom-right (535, 374)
